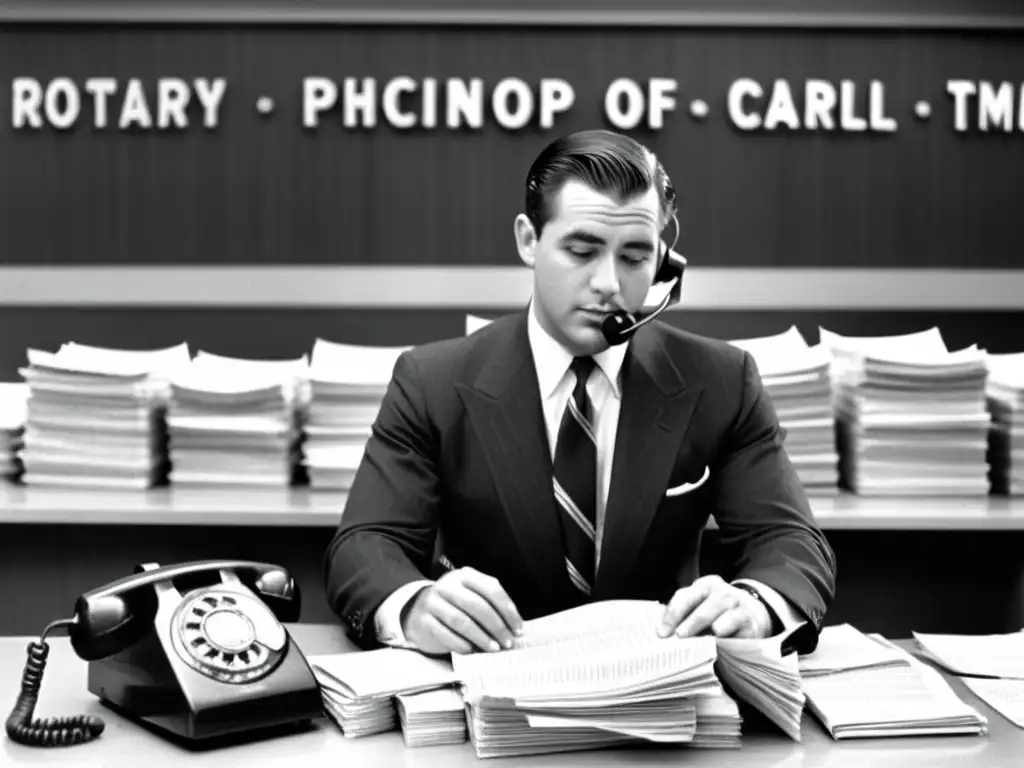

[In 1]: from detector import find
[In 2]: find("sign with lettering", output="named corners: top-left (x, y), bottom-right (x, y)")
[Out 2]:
top-left (0, 23), bottom-right (1020, 271)
top-left (7, 75), bottom-right (1023, 134)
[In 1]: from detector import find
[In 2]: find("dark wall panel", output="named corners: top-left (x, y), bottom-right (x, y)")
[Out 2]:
top-left (3, 524), bottom-right (1022, 638)
top-left (0, 23), bottom-right (1020, 268)
top-left (2, 307), bottom-right (1022, 381)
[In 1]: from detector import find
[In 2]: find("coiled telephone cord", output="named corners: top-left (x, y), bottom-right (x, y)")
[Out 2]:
top-left (4, 618), bottom-right (105, 747)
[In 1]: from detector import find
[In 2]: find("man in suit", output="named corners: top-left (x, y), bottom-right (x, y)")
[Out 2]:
top-left (323, 129), bottom-right (836, 657)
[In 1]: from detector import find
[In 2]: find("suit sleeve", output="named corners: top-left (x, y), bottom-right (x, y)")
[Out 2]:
top-left (321, 351), bottom-right (441, 649)
top-left (710, 350), bottom-right (837, 654)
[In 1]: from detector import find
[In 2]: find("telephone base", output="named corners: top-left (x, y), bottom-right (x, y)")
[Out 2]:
top-left (96, 699), bottom-right (319, 752)
top-left (86, 624), bottom-right (325, 748)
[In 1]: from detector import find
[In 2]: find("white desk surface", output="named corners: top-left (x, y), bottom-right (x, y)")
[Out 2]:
top-left (2, 482), bottom-right (1024, 530)
top-left (1, 623), bottom-right (1022, 768)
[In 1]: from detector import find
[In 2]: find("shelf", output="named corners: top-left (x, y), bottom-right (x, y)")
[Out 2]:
top-left (802, 495), bottom-right (1024, 531)
top-left (0, 483), bottom-right (348, 527)
top-left (2, 482), bottom-right (1024, 530)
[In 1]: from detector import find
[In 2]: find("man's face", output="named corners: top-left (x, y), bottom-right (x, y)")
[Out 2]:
top-left (515, 179), bottom-right (662, 356)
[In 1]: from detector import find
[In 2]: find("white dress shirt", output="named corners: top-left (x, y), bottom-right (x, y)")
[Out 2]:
top-left (375, 303), bottom-right (803, 647)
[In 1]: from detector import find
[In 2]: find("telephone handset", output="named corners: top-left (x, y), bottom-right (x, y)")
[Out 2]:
top-left (5, 560), bottom-right (324, 749)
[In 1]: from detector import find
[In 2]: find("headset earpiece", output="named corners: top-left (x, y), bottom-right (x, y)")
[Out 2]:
top-left (600, 212), bottom-right (687, 347)
top-left (653, 213), bottom-right (685, 285)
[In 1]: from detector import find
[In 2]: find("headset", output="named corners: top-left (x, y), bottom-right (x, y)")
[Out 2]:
top-left (600, 212), bottom-right (687, 346)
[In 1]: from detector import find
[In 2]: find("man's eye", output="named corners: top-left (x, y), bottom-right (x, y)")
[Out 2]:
top-left (568, 246), bottom-right (594, 256)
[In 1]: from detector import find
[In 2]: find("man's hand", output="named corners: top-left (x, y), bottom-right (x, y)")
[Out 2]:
top-left (401, 567), bottom-right (524, 655)
top-left (658, 575), bottom-right (772, 639)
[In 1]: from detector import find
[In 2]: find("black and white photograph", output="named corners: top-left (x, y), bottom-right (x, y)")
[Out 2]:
top-left (1, 1), bottom-right (1023, 766)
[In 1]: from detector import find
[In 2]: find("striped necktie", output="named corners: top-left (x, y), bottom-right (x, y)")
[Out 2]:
top-left (553, 356), bottom-right (598, 599)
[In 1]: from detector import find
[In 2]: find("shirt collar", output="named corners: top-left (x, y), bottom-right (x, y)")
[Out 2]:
top-left (526, 299), bottom-right (628, 400)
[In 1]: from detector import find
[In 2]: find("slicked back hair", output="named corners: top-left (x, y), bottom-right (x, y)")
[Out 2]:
top-left (524, 129), bottom-right (677, 238)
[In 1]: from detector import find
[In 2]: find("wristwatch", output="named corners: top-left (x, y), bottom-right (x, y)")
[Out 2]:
top-left (733, 583), bottom-right (782, 636)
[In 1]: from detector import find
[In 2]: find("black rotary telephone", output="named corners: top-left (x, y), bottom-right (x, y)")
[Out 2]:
top-left (4, 560), bottom-right (324, 749)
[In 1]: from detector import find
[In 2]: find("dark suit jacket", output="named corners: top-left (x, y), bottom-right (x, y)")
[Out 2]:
top-left (322, 310), bottom-right (837, 653)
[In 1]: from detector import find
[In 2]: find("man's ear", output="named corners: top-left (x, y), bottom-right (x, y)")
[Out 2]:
top-left (513, 214), bottom-right (538, 268)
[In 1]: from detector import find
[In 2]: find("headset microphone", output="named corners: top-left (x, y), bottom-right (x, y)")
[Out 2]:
top-left (600, 214), bottom-right (687, 347)
top-left (600, 286), bottom-right (678, 346)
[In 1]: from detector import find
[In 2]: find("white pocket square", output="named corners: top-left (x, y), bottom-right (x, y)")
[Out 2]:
top-left (665, 465), bottom-right (711, 497)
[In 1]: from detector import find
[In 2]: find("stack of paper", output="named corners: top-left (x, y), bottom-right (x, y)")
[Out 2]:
top-left (16, 343), bottom-right (190, 488)
top-left (798, 624), bottom-right (988, 738)
top-left (166, 352), bottom-right (308, 487)
top-left (452, 600), bottom-right (792, 759)
top-left (982, 352), bottom-right (1024, 494)
top-left (302, 339), bottom-right (411, 489)
top-left (306, 647), bottom-right (460, 738)
top-left (714, 630), bottom-right (805, 741)
top-left (0, 383), bottom-right (28, 479)
top-left (729, 327), bottom-right (839, 494)
top-left (689, 692), bottom-right (743, 748)
top-left (395, 688), bottom-right (468, 747)
top-left (822, 328), bottom-right (991, 495)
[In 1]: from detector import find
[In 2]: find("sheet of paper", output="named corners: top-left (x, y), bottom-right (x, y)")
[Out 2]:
top-left (309, 648), bottom-right (458, 699)
top-left (798, 623), bottom-right (908, 676)
top-left (912, 630), bottom-right (1024, 679)
top-left (959, 678), bottom-right (1024, 729)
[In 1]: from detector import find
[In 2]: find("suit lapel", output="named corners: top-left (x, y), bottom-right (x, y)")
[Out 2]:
top-left (454, 312), bottom-right (575, 602)
top-left (594, 326), bottom-right (704, 598)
